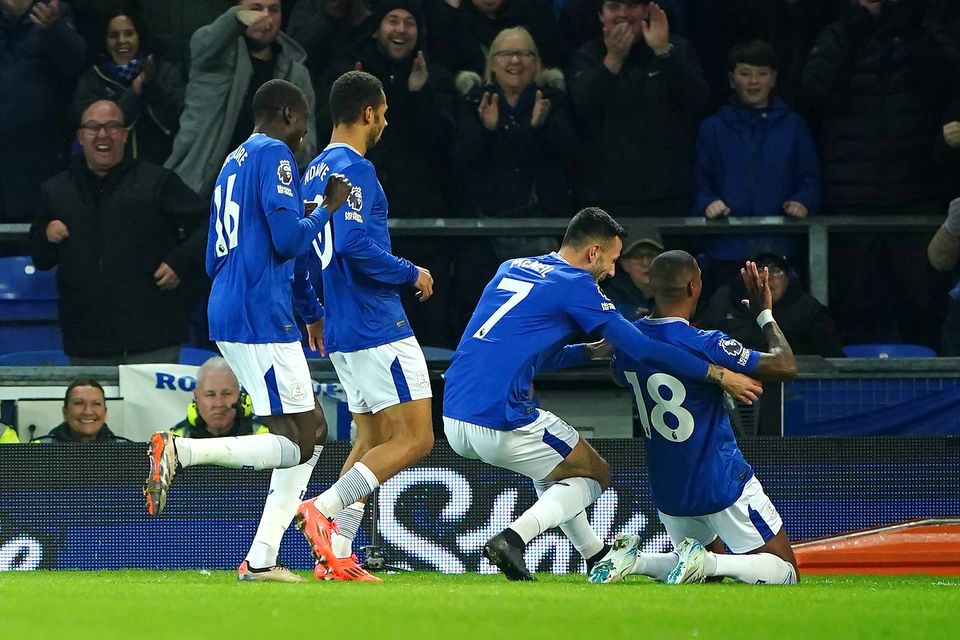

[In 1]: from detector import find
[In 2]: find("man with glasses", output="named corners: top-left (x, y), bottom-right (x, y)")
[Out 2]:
top-left (601, 232), bottom-right (664, 321)
top-left (29, 99), bottom-right (207, 365)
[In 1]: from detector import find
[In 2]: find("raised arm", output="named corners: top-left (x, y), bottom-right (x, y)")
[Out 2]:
top-left (741, 261), bottom-right (798, 381)
top-left (601, 315), bottom-right (761, 403)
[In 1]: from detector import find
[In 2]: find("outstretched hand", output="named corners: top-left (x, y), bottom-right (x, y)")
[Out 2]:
top-left (478, 92), bottom-right (499, 131)
top-left (639, 2), bottom-right (671, 56)
top-left (321, 173), bottom-right (352, 213)
top-left (719, 368), bottom-right (763, 405)
top-left (408, 50), bottom-right (429, 92)
top-left (530, 90), bottom-right (551, 129)
top-left (740, 261), bottom-right (772, 318)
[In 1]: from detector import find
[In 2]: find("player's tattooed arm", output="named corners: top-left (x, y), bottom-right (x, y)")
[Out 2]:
top-left (741, 261), bottom-right (798, 381)
top-left (708, 365), bottom-right (763, 405)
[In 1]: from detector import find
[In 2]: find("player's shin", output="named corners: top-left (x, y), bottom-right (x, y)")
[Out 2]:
top-left (246, 445), bottom-right (324, 568)
top-left (312, 462), bottom-right (380, 519)
top-left (533, 480), bottom-right (604, 560)
top-left (509, 477), bottom-right (602, 543)
top-left (710, 552), bottom-right (797, 585)
top-left (175, 433), bottom-right (302, 469)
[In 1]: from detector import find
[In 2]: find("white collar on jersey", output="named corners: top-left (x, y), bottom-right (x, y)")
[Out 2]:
top-left (550, 251), bottom-right (567, 264)
top-left (641, 315), bottom-right (690, 325)
top-left (323, 142), bottom-right (363, 156)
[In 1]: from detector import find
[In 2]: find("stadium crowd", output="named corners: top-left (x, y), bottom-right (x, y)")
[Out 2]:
top-left (3, 0), bottom-right (960, 358)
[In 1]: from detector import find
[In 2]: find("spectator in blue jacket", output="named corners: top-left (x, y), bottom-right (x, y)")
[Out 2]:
top-left (693, 39), bottom-right (820, 291)
top-left (0, 0), bottom-right (86, 226)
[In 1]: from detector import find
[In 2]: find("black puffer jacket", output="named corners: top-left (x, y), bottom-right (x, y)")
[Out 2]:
top-left (31, 422), bottom-right (130, 443)
top-left (357, 42), bottom-right (457, 218)
top-left (29, 157), bottom-right (206, 358)
top-left (452, 68), bottom-right (575, 217)
top-left (567, 36), bottom-right (711, 211)
top-left (802, 4), bottom-right (959, 206)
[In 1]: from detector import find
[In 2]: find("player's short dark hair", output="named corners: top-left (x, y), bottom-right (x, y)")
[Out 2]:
top-left (561, 207), bottom-right (626, 250)
top-left (728, 39), bottom-right (778, 72)
top-left (252, 79), bottom-right (308, 121)
top-left (329, 71), bottom-right (385, 126)
top-left (649, 250), bottom-right (699, 301)
top-left (63, 378), bottom-right (106, 407)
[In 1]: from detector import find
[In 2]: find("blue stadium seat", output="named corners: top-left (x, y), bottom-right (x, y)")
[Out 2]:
top-left (0, 257), bottom-right (61, 354)
top-left (841, 343), bottom-right (937, 358)
top-left (178, 346), bottom-right (220, 366)
top-left (0, 350), bottom-right (70, 366)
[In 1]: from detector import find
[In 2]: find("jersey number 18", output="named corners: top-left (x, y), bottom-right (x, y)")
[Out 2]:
top-left (623, 372), bottom-right (695, 443)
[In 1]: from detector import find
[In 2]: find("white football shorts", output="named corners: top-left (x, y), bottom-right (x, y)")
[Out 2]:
top-left (216, 341), bottom-right (315, 416)
top-left (657, 475), bottom-right (784, 554)
top-left (443, 409), bottom-right (581, 481)
top-left (329, 336), bottom-right (432, 414)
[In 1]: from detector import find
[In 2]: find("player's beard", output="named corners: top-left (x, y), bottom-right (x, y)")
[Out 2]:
top-left (366, 114), bottom-right (384, 151)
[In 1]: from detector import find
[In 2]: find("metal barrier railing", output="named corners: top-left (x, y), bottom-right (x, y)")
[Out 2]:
top-left (3, 215), bottom-right (944, 303)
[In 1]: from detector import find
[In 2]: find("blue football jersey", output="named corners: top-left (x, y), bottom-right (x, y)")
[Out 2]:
top-left (301, 143), bottom-right (419, 353)
top-left (612, 317), bottom-right (761, 517)
top-left (206, 134), bottom-right (321, 343)
top-left (443, 253), bottom-right (623, 430)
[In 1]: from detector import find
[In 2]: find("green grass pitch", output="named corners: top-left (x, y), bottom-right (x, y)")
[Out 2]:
top-left (2, 571), bottom-right (959, 639)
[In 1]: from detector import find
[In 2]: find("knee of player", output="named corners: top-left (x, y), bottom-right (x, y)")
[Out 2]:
top-left (409, 428), bottom-right (434, 461)
top-left (594, 459), bottom-right (612, 490)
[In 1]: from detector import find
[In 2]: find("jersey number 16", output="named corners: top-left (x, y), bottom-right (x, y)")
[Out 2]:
top-left (212, 174), bottom-right (240, 257)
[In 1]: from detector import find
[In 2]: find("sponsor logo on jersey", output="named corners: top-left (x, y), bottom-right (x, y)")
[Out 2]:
top-left (277, 159), bottom-right (294, 186)
top-left (277, 185), bottom-right (293, 197)
top-left (738, 349), bottom-right (751, 366)
top-left (345, 210), bottom-right (364, 223)
top-left (347, 185), bottom-right (363, 211)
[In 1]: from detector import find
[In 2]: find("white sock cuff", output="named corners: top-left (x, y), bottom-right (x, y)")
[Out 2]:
top-left (353, 462), bottom-right (381, 490)
top-left (276, 435), bottom-right (302, 467)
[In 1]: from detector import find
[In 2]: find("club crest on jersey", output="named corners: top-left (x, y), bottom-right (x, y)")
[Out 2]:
top-left (720, 337), bottom-right (744, 356)
top-left (347, 185), bottom-right (363, 211)
top-left (277, 159), bottom-right (293, 186)
top-left (290, 382), bottom-right (305, 401)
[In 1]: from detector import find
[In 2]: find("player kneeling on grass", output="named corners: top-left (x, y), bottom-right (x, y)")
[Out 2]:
top-left (442, 208), bottom-right (763, 581)
top-left (590, 252), bottom-right (799, 586)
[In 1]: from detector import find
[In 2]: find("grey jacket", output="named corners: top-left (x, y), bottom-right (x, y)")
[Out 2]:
top-left (165, 6), bottom-right (316, 196)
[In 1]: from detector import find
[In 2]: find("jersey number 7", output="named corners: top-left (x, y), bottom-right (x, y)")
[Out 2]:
top-left (472, 277), bottom-right (533, 339)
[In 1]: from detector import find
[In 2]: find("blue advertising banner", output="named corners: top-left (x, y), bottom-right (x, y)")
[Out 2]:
top-left (1, 439), bottom-right (958, 572)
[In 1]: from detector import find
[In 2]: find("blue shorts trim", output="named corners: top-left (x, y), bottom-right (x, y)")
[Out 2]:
top-left (390, 356), bottom-right (412, 404)
top-left (542, 428), bottom-right (573, 458)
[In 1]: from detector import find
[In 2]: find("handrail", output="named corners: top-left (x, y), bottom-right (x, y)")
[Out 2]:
top-left (2, 215), bottom-right (944, 303)
top-left (1, 356), bottom-right (959, 387)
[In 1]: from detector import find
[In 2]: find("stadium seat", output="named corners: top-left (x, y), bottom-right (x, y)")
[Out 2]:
top-left (0, 257), bottom-right (62, 354)
top-left (0, 350), bottom-right (70, 366)
top-left (178, 346), bottom-right (220, 366)
top-left (841, 344), bottom-right (937, 358)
